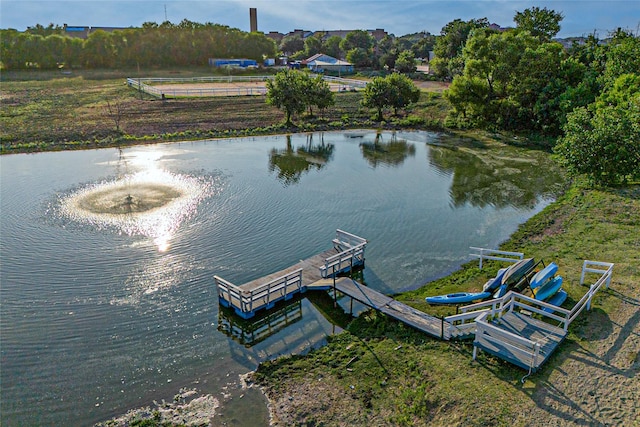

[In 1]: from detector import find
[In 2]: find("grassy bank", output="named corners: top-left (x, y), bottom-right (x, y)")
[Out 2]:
top-left (0, 68), bottom-right (448, 154)
top-left (253, 179), bottom-right (639, 426)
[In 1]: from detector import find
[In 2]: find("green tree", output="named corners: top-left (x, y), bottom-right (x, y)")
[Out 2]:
top-left (444, 29), bottom-right (536, 128)
top-left (514, 6), bottom-right (564, 42)
top-left (323, 36), bottom-right (343, 59)
top-left (387, 73), bottom-right (420, 114)
top-left (280, 35), bottom-right (304, 56)
top-left (362, 74), bottom-right (420, 120)
top-left (305, 75), bottom-right (335, 117)
top-left (266, 70), bottom-right (308, 125)
top-left (346, 47), bottom-right (372, 68)
top-left (362, 77), bottom-right (392, 121)
top-left (395, 50), bottom-right (417, 73)
top-left (241, 32), bottom-right (277, 61)
top-left (340, 30), bottom-right (375, 52)
top-left (341, 30), bottom-right (375, 67)
top-left (555, 74), bottom-right (640, 186)
top-left (411, 34), bottom-right (436, 59)
top-left (304, 35), bottom-right (323, 58)
top-left (601, 30), bottom-right (640, 87)
top-left (432, 18), bottom-right (489, 79)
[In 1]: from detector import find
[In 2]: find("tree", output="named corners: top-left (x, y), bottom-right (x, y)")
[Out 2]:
top-left (395, 50), bottom-right (417, 73)
top-left (305, 75), bottom-right (335, 117)
top-left (303, 35), bottom-right (323, 58)
top-left (266, 70), bottom-right (308, 125)
top-left (554, 74), bottom-right (640, 186)
top-left (514, 7), bottom-right (563, 42)
top-left (340, 30), bottom-right (375, 52)
top-left (323, 36), bottom-right (343, 59)
top-left (342, 30), bottom-right (375, 68)
top-left (280, 35), bottom-right (304, 56)
top-left (444, 29), bottom-right (536, 128)
top-left (362, 77), bottom-right (392, 121)
top-left (411, 34), bottom-right (436, 59)
top-left (362, 74), bottom-right (420, 120)
top-left (346, 47), bottom-right (371, 68)
top-left (387, 73), bottom-right (420, 114)
top-left (432, 18), bottom-right (489, 79)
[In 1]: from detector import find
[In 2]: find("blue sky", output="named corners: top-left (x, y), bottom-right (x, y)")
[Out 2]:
top-left (1, 0), bottom-right (638, 38)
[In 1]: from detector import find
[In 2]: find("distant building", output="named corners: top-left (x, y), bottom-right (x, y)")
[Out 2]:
top-left (62, 24), bottom-right (129, 39)
top-left (313, 28), bottom-right (388, 42)
top-left (209, 58), bottom-right (258, 68)
top-left (303, 54), bottom-right (353, 73)
top-left (267, 28), bottom-right (389, 44)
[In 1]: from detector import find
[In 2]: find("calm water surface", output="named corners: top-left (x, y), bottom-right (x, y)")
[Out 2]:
top-left (0, 131), bottom-right (564, 425)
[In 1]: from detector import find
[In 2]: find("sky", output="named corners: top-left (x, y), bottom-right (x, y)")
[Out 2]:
top-left (1, 0), bottom-right (639, 38)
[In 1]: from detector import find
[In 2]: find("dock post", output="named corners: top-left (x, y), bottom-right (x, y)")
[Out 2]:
top-left (333, 266), bottom-right (337, 307)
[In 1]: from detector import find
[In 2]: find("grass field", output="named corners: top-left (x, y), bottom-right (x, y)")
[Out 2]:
top-left (1, 68), bottom-right (449, 154)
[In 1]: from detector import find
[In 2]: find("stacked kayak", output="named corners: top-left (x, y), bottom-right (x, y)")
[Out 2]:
top-left (530, 262), bottom-right (568, 312)
top-left (425, 261), bottom-right (529, 305)
top-left (493, 258), bottom-right (535, 298)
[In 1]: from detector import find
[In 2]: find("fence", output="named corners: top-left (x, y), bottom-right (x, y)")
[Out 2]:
top-left (126, 75), bottom-right (368, 98)
top-left (469, 247), bottom-right (524, 269)
top-left (214, 268), bottom-right (303, 319)
top-left (320, 229), bottom-right (367, 278)
top-left (444, 259), bottom-right (613, 341)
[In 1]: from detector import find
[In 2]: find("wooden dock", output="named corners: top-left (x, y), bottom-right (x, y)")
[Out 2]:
top-left (474, 310), bottom-right (566, 372)
top-left (215, 230), bottom-right (367, 319)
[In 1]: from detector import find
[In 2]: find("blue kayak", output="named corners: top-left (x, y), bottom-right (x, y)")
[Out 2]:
top-left (426, 291), bottom-right (491, 305)
top-left (534, 276), bottom-right (563, 301)
top-left (501, 258), bottom-right (535, 287)
top-left (530, 262), bottom-right (558, 290)
top-left (482, 268), bottom-right (508, 292)
top-left (542, 289), bottom-right (568, 313)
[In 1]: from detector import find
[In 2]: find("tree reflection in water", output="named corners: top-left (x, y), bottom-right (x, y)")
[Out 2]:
top-left (428, 143), bottom-right (565, 209)
top-left (360, 131), bottom-right (416, 167)
top-left (269, 134), bottom-right (335, 185)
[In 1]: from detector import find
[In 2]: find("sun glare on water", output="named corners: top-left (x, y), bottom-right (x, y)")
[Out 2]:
top-left (60, 150), bottom-right (214, 252)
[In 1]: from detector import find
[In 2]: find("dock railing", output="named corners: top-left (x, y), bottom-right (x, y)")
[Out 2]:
top-left (472, 291), bottom-right (572, 369)
top-left (569, 260), bottom-right (614, 324)
top-left (469, 247), bottom-right (524, 269)
top-left (215, 268), bottom-right (303, 318)
top-left (443, 298), bottom-right (504, 340)
top-left (321, 230), bottom-right (367, 278)
top-left (473, 310), bottom-right (542, 371)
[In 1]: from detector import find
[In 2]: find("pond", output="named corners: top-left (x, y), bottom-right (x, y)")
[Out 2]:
top-left (0, 130), bottom-right (564, 425)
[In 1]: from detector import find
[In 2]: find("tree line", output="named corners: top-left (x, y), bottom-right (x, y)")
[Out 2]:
top-left (0, 20), bottom-right (277, 69)
top-left (0, 20), bottom-right (435, 72)
top-left (435, 7), bottom-right (639, 185)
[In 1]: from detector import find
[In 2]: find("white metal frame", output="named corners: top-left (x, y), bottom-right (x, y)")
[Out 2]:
top-left (469, 247), bottom-right (524, 269)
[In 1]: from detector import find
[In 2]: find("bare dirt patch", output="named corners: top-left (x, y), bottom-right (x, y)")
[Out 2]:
top-left (151, 81), bottom-right (354, 97)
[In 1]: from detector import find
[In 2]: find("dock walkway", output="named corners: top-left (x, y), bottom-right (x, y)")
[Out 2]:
top-left (309, 277), bottom-right (443, 338)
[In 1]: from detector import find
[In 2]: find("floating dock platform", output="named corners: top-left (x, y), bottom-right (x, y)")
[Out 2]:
top-left (214, 230), bottom-right (367, 319)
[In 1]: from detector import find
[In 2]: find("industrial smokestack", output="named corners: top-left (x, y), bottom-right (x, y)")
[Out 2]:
top-left (249, 8), bottom-right (257, 32)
